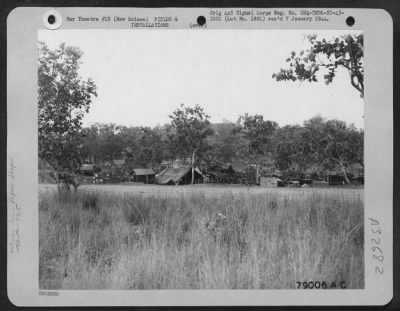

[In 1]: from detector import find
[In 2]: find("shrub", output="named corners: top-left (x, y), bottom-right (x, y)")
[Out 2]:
top-left (122, 197), bottom-right (151, 226)
top-left (81, 192), bottom-right (99, 212)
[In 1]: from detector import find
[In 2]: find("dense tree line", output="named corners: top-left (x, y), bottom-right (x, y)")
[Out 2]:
top-left (79, 113), bottom-right (363, 184)
top-left (39, 39), bottom-right (363, 191)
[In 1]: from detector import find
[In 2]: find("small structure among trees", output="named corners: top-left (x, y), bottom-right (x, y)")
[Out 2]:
top-left (260, 176), bottom-right (282, 188)
top-left (227, 161), bottom-right (258, 184)
top-left (204, 160), bottom-right (257, 185)
top-left (156, 166), bottom-right (204, 185)
top-left (131, 168), bottom-right (156, 184)
top-left (327, 162), bottom-right (364, 186)
top-left (79, 164), bottom-right (99, 177)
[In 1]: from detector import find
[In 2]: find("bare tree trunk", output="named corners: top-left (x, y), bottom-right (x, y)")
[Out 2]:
top-left (61, 174), bottom-right (71, 192)
top-left (255, 164), bottom-right (260, 185)
top-left (71, 174), bottom-right (80, 192)
top-left (45, 162), bottom-right (61, 191)
top-left (339, 161), bottom-right (351, 184)
top-left (55, 172), bottom-right (81, 192)
top-left (57, 180), bottom-right (62, 192)
top-left (191, 149), bottom-right (197, 185)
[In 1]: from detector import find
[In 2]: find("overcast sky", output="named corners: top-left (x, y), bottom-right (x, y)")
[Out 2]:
top-left (39, 29), bottom-right (363, 129)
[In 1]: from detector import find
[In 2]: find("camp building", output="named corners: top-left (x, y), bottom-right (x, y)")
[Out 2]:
top-left (327, 163), bottom-right (364, 185)
top-left (131, 168), bottom-right (156, 184)
top-left (156, 166), bottom-right (204, 185)
top-left (79, 164), bottom-right (98, 177)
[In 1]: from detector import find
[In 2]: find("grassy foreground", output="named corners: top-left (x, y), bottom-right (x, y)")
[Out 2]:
top-left (39, 188), bottom-right (364, 289)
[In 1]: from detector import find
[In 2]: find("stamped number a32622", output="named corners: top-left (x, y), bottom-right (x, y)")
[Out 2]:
top-left (369, 217), bottom-right (384, 274)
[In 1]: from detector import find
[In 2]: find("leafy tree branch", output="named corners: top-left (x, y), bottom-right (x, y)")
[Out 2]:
top-left (272, 34), bottom-right (364, 97)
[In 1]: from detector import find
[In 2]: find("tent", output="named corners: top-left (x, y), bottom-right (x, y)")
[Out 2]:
top-left (227, 161), bottom-right (257, 184)
top-left (156, 166), bottom-right (204, 185)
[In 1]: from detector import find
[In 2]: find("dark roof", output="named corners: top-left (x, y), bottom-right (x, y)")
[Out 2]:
top-left (156, 166), bottom-right (203, 185)
top-left (133, 168), bottom-right (155, 176)
top-left (207, 171), bottom-right (230, 178)
top-left (80, 164), bottom-right (95, 171)
top-left (261, 176), bottom-right (283, 181)
top-left (156, 166), bottom-right (192, 185)
top-left (229, 160), bottom-right (248, 173)
top-left (113, 159), bottom-right (125, 166)
top-left (101, 168), bottom-right (112, 174)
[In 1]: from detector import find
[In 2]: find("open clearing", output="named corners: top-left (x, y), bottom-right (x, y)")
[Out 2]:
top-left (40, 183), bottom-right (364, 198)
top-left (39, 184), bottom-right (364, 290)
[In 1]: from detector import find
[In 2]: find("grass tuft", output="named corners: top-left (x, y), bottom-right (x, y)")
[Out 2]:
top-left (82, 192), bottom-right (99, 213)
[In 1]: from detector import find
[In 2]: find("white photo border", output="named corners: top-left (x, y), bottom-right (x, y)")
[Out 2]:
top-left (7, 7), bottom-right (393, 306)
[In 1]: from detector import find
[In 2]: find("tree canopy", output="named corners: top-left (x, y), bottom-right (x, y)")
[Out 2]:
top-left (272, 34), bottom-right (364, 97)
top-left (234, 114), bottom-right (278, 174)
top-left (273, 116), bottom-right (363, 183)
top-left (77, 115), bottom-right (363, 184)
top-left (37, 41), bottom-right (364, 188)
top-left (38, 42), bottom-right (97, 190)
top-left (203, 122), bottom-right (246, 170)
top-left (168, 104), bottom-right (213, 184)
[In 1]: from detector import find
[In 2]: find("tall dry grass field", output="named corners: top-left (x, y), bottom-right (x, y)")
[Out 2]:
top-left (39, 187), bottom-right (364, 289)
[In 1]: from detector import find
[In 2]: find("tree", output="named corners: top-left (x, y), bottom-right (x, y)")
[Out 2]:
top-left (273, 124), bottom-right (318, 177)
top-left (272, 117), bottom-right (363, 183)
top-left (97, 123), bottom-right (125, 162)
top-left (38, 42), bottom-right (97, 191)
top-left (135, 127), bottom-right (165, 169)
top-left (80, 123), bottom-right (173, 171)
top-left (169, 104), bottom-right (213, 184)
top-left (299, 116), bottom-right (363, 184)
top-left (203, 122), bottom-right (246, 169)
top-left (272, 34), bottom-right (364, 97)
top-left (80, 124), bottom-right (100, 163)
top-left (317, 119), bottom-right (364, 184)
top-left (118, 125), bottom-right (142, 169)
top-left (81, 123), bottom-right (131, 165)
top-left (234, 114), bottom-right (278, 183)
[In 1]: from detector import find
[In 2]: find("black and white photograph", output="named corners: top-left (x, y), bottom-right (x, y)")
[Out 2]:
top-left (5, 5), bottom-right (395, 306)
top-left (37, 28), bottom-right (365, 290)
